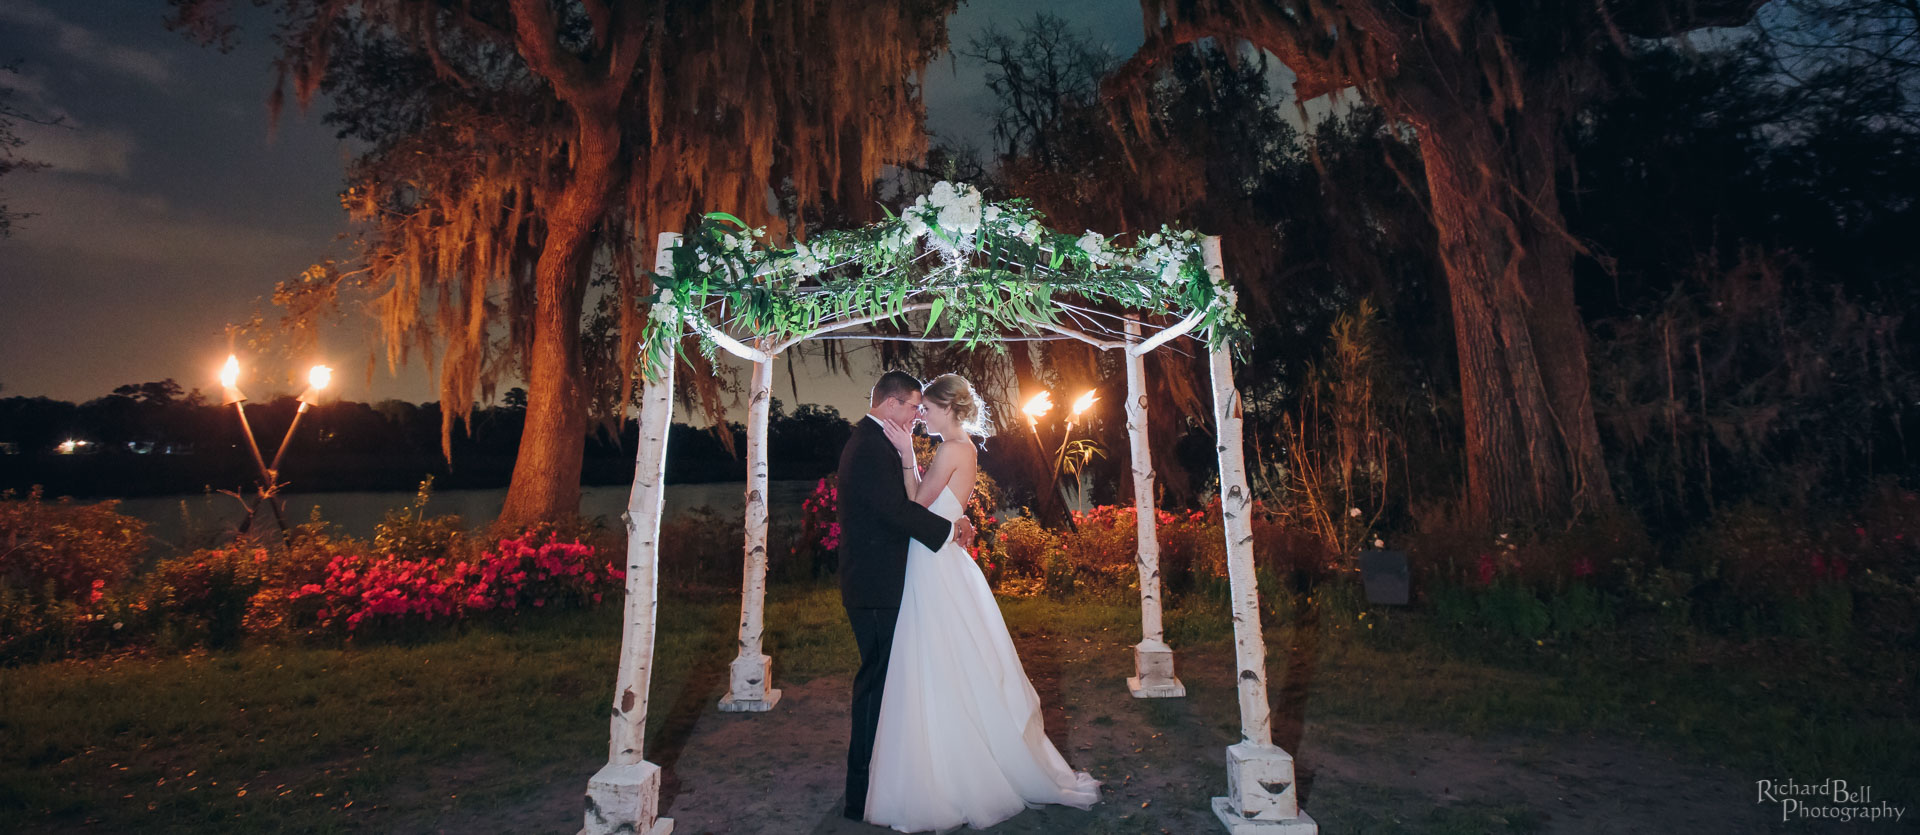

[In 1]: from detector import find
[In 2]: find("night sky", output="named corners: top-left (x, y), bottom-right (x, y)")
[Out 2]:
top-left (0, 1), bottom-right (1266, 417)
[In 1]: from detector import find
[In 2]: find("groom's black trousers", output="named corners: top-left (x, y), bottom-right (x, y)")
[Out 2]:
top-left (844, 605), bottom-right (901, 816)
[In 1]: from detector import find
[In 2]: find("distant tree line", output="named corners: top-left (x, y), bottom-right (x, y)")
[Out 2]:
top-left (0, 385), bottom-right (855, 499)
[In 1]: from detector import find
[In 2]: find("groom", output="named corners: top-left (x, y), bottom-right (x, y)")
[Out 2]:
top-left (837, 370), bottom-right (975, 821)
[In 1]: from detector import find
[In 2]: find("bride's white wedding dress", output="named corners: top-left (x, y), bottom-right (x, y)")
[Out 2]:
top-left (866, 486), bottom-right (1101, 831)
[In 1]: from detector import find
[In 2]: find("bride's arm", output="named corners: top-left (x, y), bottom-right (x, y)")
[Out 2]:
top-left (880, 419), bottom-right (923, 499)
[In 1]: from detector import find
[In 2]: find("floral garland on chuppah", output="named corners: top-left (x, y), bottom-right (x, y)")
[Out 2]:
top-left (637, 181), bottom-right (1247, 379)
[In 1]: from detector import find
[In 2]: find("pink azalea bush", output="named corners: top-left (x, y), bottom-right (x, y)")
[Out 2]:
top-left (289, 533), bottom-right (622, 634)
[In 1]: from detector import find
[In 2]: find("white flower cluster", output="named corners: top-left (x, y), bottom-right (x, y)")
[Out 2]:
top-left (905, 181), bottom-right (985, 246)
top-left (692, 226), bottom-right (767, 282)
top-left (1075, 231), bottom-right (1115, 267)
top-left (788, 241), bottom-right (825, 278)
top-left (1132, 230), bottom-right (1198, 287)
top-left (650, 287), bottom-right (678, 323)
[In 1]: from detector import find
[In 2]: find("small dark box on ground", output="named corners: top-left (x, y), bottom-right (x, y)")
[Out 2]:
top-left (1359, 550), bottom-right (1409, 605)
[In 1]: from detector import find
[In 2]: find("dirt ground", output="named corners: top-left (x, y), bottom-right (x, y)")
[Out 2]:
top-left (427, 628), bottom-right (1798, 835)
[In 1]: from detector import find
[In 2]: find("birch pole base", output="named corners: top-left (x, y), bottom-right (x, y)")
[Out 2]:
top-left (717, 653), bottom-right (782, 712)
top-left (1127, 639), bottom-right (1186, 698)
top-left (1209, 742), bottom-right (1315, 833)
top-left (581, 760), bottom-right (674, 835)
top-left (1211, 798), bottom-right (1318, 834)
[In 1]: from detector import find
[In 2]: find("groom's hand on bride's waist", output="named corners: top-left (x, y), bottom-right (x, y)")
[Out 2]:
top-left (954, 516), bottom-right (976, 549)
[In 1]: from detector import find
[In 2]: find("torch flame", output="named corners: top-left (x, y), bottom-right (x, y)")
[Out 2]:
top-left (308, 364), bottom-right (332, 391)
top-left (1071, 389), bottom-right (1099, 418)
top-left (219, 355), bottom-right (240, 389)
top-left (1021, 391), bottom-right (1054, 421)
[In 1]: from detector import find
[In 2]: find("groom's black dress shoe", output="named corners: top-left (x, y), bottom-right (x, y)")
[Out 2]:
top-left (841, 807), bottom-right (863, 822)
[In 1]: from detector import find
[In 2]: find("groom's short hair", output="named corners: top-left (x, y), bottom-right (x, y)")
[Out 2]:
top-left (871, 370), bottom-right (923, 407)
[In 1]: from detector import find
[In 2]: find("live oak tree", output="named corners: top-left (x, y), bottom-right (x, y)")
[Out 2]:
top-left (170, 0), bottom-right (958, 523)
top-left (1107, 0), bottom-right (1765, 525)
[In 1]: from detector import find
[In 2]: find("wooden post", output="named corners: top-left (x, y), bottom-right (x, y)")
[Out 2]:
top-left (1125, 317), bottom-right (1184, 698)
top-left (582, 233), bottom-right (679, 835)
top-left (720, 350), bottom-right (781, 711)
top-left (1202, 236), bottom-right (1316, 833)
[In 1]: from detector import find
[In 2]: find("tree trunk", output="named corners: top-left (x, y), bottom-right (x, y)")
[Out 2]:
top-left (500, 116), bottom-right (623, 526)
top-left (1412, 93), bottom-right (1612, 525)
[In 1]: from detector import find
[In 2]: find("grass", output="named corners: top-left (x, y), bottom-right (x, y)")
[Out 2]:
top-left (2, 579), bottom-right (1915, 833)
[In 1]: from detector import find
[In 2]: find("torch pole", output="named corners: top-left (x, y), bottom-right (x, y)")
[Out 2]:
top-left (257, 401), bottom-right (312, 543)
top-left (232, 402), bottom-right (276, 537)
top-left (268, 402), bottom-right (310, 476)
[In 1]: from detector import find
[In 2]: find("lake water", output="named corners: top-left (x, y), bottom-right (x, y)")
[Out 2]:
top-left (111, 480), bottom-right (819, 551)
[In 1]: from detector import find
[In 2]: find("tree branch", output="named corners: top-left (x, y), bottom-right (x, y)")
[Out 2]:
top-left (507, 0), bottom-right (590, 97)
top-left (1102, 14), bottom-right (1363, 104)
top-left (582, 0), bottom-right (614, 55)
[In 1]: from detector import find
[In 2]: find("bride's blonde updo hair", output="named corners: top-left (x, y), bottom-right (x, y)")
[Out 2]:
top-left (921, 374), bottom-right (992, 438)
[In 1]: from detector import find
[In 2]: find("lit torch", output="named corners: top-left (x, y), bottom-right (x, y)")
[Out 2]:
top-left (297, 364), bottom-right (332, 408)
top-left (219, 355), bottom-right (246, 406)
top-left (1022, 391), bottom-right (1054, 422)
top-left (1068, 389), bottom-right (1099, 427)
top-left (218, 354), bottom-right (270, 477)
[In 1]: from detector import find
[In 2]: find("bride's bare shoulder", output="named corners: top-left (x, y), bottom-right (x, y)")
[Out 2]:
top-left (937, 438), bottom-right (978, 463)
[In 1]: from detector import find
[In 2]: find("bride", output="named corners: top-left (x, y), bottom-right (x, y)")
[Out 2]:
top-left (865, 373), bottom-right (1101, 831)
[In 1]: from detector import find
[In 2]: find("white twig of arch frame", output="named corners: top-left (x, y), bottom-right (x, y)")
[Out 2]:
top-left (582, 213), bottom-right (1316, 835)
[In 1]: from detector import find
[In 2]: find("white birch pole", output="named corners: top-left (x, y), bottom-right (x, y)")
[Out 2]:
top-left (720, 350), bottom-right (780, 711)
top-left (1210, 338), bottom-right (1272, 747)
top-left (581, 234), bottom-right (679, 835)
top-left (1202, 236), bottom-right (1316, 832)
top-left (1126, 317), bottom-right (1183, 698)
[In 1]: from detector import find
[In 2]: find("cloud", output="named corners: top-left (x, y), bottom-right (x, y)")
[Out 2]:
top-left (2, 173), bottom-right (317, 273)
top-left (11, 120), bottom-right (137, 177)
top-left (0, 2), bottom-right (176, 87)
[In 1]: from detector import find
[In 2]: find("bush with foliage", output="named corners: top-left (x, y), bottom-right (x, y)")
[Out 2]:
top-left (0, 490), bottom-right (150, 661)
top-left (0, 488), bottom-right (147, 600)
top-left (144, 546), bottom-right (270, 647)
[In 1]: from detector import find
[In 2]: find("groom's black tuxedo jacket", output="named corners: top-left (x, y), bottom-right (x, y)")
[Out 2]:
top-left (837, 415), bottom-right (953, 609)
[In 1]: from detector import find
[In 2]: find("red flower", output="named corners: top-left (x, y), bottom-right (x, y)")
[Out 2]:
top-left (1475, 553), bottom-right (1496, 586)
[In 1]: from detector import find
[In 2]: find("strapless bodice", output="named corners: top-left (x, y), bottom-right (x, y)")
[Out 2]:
top-left (930, 486), bottom-right (964, 523)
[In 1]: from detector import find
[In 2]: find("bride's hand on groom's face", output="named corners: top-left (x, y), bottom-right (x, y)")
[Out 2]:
top-left (881, 419), bottom-right (917, 462)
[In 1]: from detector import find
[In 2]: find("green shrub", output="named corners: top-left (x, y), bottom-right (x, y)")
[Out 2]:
top-left (144, 547), bottom-right (269, 648)
top-left (1478, 581), bottom-right (1551, 640)
top-left (1042, 547), bottom-right (1076, 598)
top-left (373, 477), bottom-right (466, 563)
top-left (996, 515), bottom-right (1055, 578)
top-left (1548, 584), bottom-right (1610, 636)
